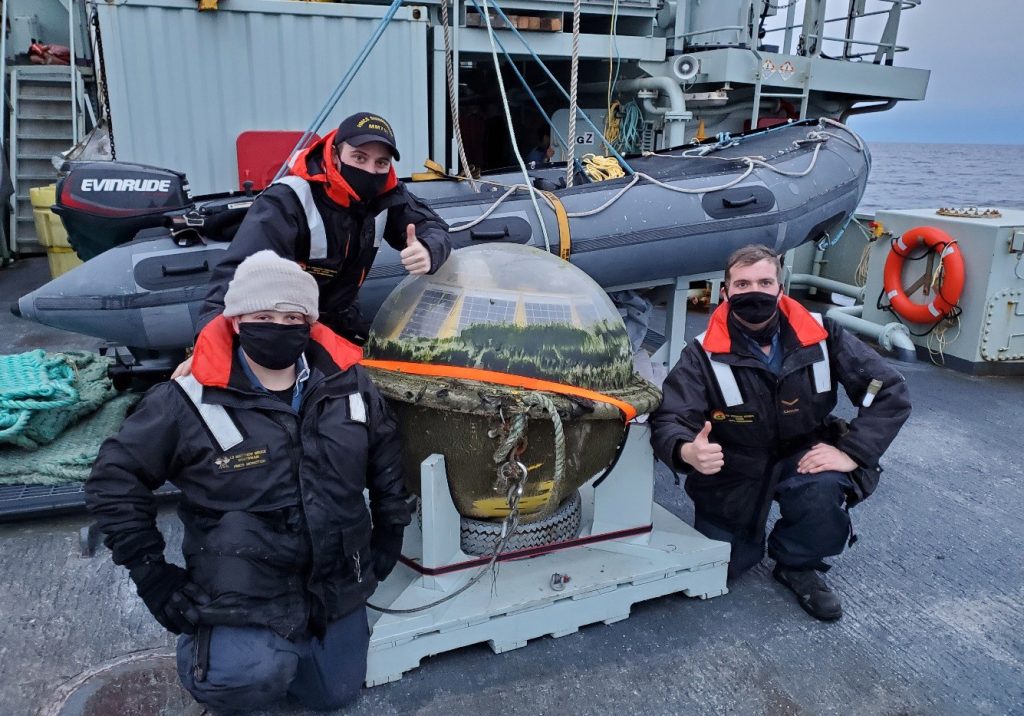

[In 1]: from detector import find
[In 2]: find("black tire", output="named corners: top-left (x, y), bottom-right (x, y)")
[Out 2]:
top-left (460, 491), bottom-right (583, 556)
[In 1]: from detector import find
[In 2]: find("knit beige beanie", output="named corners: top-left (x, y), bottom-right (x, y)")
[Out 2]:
top-left (223, 250), bottom-right (319, 320)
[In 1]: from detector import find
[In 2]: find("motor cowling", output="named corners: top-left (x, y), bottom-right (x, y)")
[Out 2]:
top-left (52, 161), bottom-right (194, 260)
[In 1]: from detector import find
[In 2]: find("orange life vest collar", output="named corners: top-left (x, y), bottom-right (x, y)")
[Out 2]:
top-left (701, 294), bottom-right (828, 354)
top-left (288, 130), bottom-right (399, 207)
top-left (192, 315), bottom-right (363, 388)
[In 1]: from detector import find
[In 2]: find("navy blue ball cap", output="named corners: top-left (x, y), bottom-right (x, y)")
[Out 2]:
top-left (334, 112), bottom-right (400, 161)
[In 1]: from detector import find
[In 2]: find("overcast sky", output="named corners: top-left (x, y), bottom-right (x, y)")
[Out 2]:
top-left (843, 0), bottom-right (1024, 144)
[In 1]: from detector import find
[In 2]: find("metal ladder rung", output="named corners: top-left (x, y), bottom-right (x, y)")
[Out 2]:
top-left (759, 92), bottom-right (807, 99)
top-left (14, 132), bottom-right (73, 140)
top-left (16, 114), bottom-right (73, 122)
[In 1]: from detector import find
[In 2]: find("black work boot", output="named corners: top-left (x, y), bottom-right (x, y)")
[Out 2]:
top-left (773, 564), bottom-right (843, 621)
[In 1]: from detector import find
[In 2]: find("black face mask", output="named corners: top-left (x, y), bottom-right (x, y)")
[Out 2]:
top-left (238, 323), bottom-right (310, 370)
top-left (727, 290), bottom-right (781, 345)
top-left (339, 163), bottom-right (388, 202)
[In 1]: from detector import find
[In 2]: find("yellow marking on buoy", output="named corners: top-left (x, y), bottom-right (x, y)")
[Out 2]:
top-left (471, 480), bottom-right (555, 516)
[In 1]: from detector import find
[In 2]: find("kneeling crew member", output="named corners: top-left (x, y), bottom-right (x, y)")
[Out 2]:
top-left (87, 250), bottom-right (410, 711)
top-left (201, 110), bottom-right (451, 342)
top-left (650, 244), bottom-right (911, 621)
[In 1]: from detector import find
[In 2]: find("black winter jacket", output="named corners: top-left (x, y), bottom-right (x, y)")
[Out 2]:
top-left (650, 296), bottom-right (911, 536)
top-left (201, 130), bottom-right (450, 335)
top-left (86, 318), bottom-right (411, 638)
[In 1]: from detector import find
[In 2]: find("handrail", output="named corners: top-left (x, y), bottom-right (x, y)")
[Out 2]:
top-left (69, 0), bottom-right (79, 143)
top-left (0, 0), bottom-right (7, 147)
top-left (1, 0), bottom-right (9, 259)
top-left (760, 0), bottom-right (920, 61)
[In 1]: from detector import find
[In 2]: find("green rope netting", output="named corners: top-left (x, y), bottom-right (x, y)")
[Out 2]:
top-left (0, 350), bottom-right (116, 449)
top-left (0, 350), bottom-right (140, 486)
top-left (0, 393), bottom-right (139, 485)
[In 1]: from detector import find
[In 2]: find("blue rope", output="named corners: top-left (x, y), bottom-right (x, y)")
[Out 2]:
top-left (617, 101), bottom-right (644, 154)
top-left (477, 0), bottom-right (635, 176)
top-left (818, 213), bottom-right (855, 250)
top-left (273, 0), bottom-right (405, 182)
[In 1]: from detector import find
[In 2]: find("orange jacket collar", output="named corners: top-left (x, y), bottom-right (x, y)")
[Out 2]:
top-left (701, 294), bottom-right (828, 354)
top-left (289, 129), bottom-right (399, 207)
top-left (192, 315), bottom-right (363, 388)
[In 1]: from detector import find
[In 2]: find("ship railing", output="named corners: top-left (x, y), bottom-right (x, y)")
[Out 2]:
top-left (759, 0), bottom-right (920, 65)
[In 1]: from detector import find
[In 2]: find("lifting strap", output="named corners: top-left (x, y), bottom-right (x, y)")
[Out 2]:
top-left (540, 190), bottom-right (572, 260)
top-left (174, 375), bottom-right (243, 451)
top-left (696, 312), bottom-right (831, 408)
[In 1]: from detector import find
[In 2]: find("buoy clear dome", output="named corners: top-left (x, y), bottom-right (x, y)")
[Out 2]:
top-left (366, 244), bottom-right (634, 389)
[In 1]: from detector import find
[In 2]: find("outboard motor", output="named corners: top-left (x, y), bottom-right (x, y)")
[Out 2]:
top-left (52, 161), bottom-right (193, 260)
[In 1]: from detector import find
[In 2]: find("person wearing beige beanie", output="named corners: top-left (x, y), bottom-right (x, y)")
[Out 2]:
top-left (223, 249), bottom-right (320, 322)
top-left (87, 248), bottom-right (410, 712)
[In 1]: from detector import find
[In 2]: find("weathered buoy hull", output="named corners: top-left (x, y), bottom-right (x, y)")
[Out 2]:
top-left (368, 369), bottom-right (661, 522)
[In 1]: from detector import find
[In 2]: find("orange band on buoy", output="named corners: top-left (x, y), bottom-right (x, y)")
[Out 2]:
top-left (882, 225), bottom-right (965, 324)
top-left (361, 359), bottom-right (638, 422)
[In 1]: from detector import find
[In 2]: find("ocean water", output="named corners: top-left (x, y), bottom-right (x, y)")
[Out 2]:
top-left (858, 142), bottom-right (1024, 215)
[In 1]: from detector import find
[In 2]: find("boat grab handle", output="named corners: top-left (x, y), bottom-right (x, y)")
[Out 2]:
top-left (722, 195), bottom-right (757, 208)
top-left (470, 227), bottom-right (510, 240)
top-left (162, 260), bottom-right (210, 277)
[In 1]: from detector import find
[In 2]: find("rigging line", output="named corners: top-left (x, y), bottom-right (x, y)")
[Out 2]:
top-left (484, 21), bottom-right (579, 172)
top-left (441, 0), bottom-right (478, 191)
top-left (480, 0), bottom-right (635, 176)
top-left (480, 0), bottom-right (552, 253)
top-left (450, 123), bottom-right (836, 227)
top-left (272, 0), bottom-right (404, 182)
top-left (607, 0), bottom-right (621, 125)
top-left (567, 0), bottom-right (581, 187)
top-left (819, 117), bottom-right (866, 151)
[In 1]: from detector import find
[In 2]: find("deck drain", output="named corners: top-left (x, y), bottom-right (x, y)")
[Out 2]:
top-left (42, 650), bottom-right (197, 716)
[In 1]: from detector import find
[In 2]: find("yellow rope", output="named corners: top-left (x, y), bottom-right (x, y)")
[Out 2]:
top-left (581, 154), bottom-right (625, 182)
top-left (604, 100), bottom-right (621, 149)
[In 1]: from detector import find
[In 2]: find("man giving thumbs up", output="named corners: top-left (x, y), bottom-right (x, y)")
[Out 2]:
top-left (650, 245), bottom-right (910, 621)
top-left (199, 111), bottom-right (451, 346)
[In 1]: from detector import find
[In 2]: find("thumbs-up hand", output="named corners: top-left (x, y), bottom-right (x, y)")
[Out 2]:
top-left (679, 421), bottom-right (725, 475)
top-left (399, 225), bottom-right (431, 275)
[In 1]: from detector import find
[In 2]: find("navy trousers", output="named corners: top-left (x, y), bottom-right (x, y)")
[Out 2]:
top-left (695, 455), bottom-right (855, 578)
top-left (176, 606), bottom-right (370, 712)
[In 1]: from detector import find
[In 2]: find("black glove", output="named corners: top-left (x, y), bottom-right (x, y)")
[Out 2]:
top-left (129, 561), bottom-right (210, 635)
top-left (370, 524), bottom-right (405, 582)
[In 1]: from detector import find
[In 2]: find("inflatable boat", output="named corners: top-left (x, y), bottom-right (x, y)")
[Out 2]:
top-left (13, 118), bottom-right (869, 374)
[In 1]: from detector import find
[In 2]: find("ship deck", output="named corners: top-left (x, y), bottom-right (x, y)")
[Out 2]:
top-left (0, 256), bottom-right (1021, 715)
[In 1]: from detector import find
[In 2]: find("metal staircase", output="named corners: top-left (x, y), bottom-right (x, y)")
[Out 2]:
top-left (8, 66), bottom-right (78, 253)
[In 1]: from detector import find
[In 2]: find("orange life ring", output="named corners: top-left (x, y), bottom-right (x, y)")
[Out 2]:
top-left (882, 226), bottom-right (964, 324)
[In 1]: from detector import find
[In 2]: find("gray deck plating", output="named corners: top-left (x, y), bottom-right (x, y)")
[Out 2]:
top-left (1, 257), bottom-right (1022, 715)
